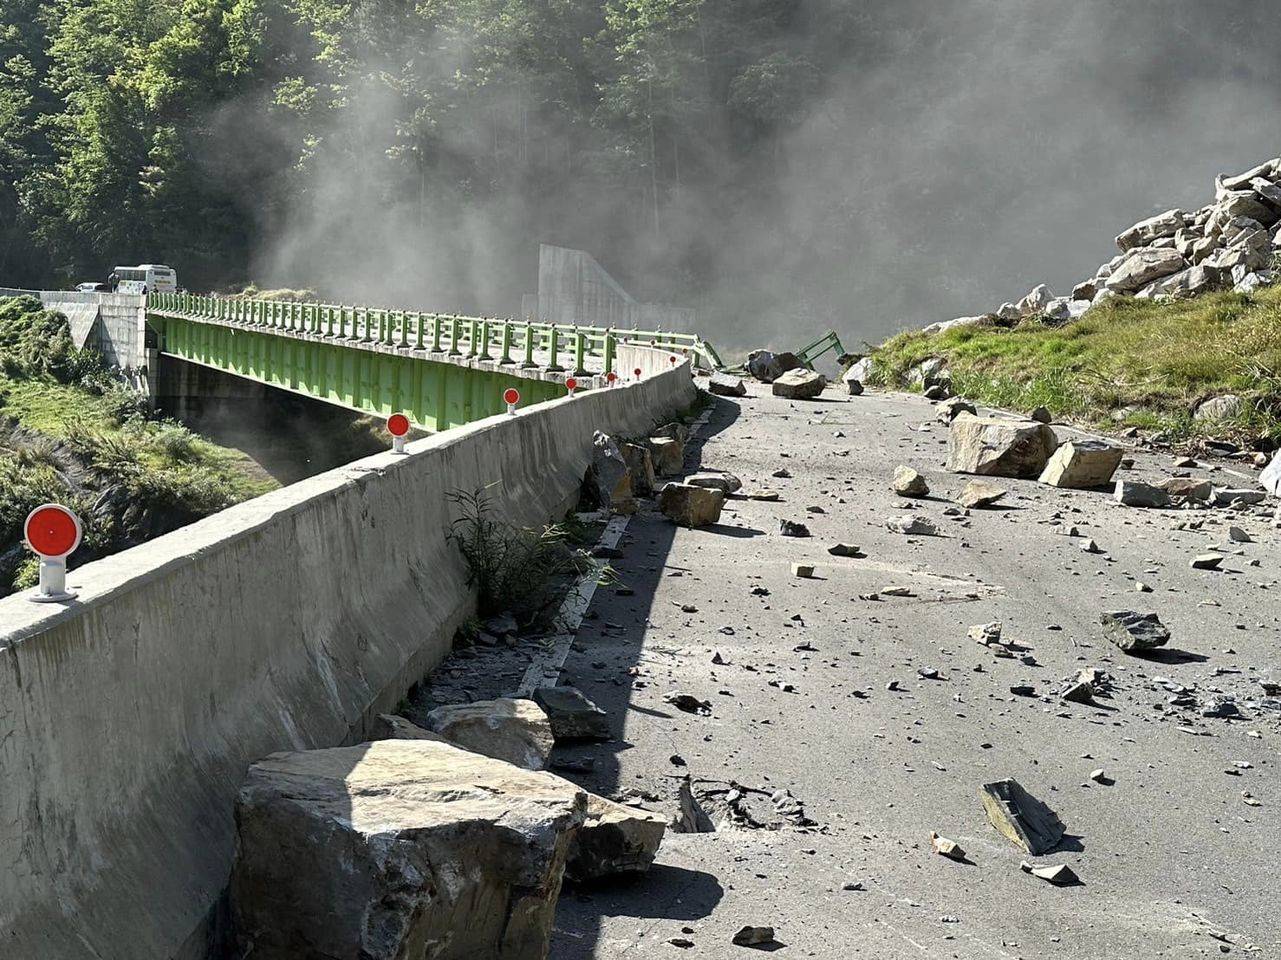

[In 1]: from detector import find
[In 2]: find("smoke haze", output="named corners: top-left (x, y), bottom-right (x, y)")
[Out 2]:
top-left (247, 0), bottom-right (1281, 353)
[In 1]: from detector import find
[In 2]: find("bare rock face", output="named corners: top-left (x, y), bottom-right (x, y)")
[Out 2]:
top-left (1038, 439), bottom-right (1122, 489)
top-left (658, 482), bottom-right (725, 527)
top-left (565, 795), bottom-right (666, 882)
top-left (708, 372), bottom-right (747, 397)
top-left (771, 368), bottom-right (826, 400)
top-left (946, 415), bottom-right (1058, 478)
top-left (648, 436), bottom-right (685, 477)
top-left (1104, 247), bottom-right (1187, 294)
top-left (425, 698), bottom-right (555, 770)
top-left (230, 740), bottom-right (587, 960)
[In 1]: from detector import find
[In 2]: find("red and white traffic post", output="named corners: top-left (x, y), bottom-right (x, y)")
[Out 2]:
top-left (633, 366), bottom-right (642, 383)
top-left (504, 387), bottom-right (520, 415)
top-left (386, 413), bottom-right (410, 454)
top-left (606, 371), bottom-right (618, 388)
top-left (24, 503), bottom-right (82, 602)
top-left (565, 377), bottom-right (578, 396)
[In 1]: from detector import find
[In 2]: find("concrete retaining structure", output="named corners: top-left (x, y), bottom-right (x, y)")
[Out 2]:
top-left (0, 345), bottom-right (695, 960)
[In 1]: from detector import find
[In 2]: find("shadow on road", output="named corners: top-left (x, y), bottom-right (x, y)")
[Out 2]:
top-left (549, 394), bottom-right (743, 957)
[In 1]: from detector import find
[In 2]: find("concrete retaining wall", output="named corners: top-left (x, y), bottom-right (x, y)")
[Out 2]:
top-left (0, 287), bottom-right (149, 387)
top-left (0, 349), bottom-right (696, 960)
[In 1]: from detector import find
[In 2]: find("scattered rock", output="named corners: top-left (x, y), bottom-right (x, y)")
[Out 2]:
top-left (1104, 247), bottom-right (1187, 294)
top-left (827, 542), bottom-right (862, 557)
top-left (1100, 610), bottom-right (1170, 652)
top-left (673, 777), bottom-right (716, 833)
top-left (665, 693), bottom-right (712, 716)
top-left (771, 368), bottom-right (826, 400)
top-left (1158, 477), bottom-right (1213, 501)
top-left (1260, 451), bottom-right (1281, 496)
top-left (586, 432), bottom-right (636, 513)
top-left (732, 926), bottom-right (777, 947)
top-left (886, 514), bottom-right (938, 536)
top-left (1020, 861), bottom-right (1080, 886)
top-left (936, 396), bottom-right (977, 423)
top-left (1060, 678), bottom-right (1094, 704)
top-left (1190, 553), bottom-right (1224, 570)
top-left (893, 465), bottom-right (930, 497)
top-left (659, 482), bottom-right (725, 527)
top-left (532, 686), bottom-right (611, 741)
top-left (425, 698), bottom-right (555, 770)
top-left (1194, 394), bottom-right (1245, 422)
top-left (648, 436), bottom-right (686, 477)
top-left (746, 349), bottom-right (803, 383)
top-left (946, 415), bottom-right (1058, 478)
top-left (686, 471), bottom-right (743, 494)
top-left (618, 442), bottom-right (658, 496)
top-left (779, 519), bottom-right (811, 537)
top-left (930, 831), bottom-right (966, 861)
top-left (1038, 439), bottom-right (1123, 489)
top-left (1211, 487), bottom-right (1266, 506)
top-left (1029, 406), bottom-right (1052, 424)
top-left (708, 372), bottom-right (748, 397)
top-left (230, 740), bottom-right (585, 960)
top-left (791, 563), bottom-right (816, 579)
top-left (979, 779), bottom-right (1065, 855)
top-left (1228, 525), bottom-right (1252, 543)
top-left (956, 479), bottom-right (1007, 509)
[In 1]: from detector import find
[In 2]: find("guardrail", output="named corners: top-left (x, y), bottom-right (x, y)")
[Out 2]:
top-left (147, 292), bottom-right (722, 374)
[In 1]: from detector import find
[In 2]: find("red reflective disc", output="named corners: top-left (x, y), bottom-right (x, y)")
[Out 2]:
top-left (633, 368), bottom-right (642, 377)
top-left (565, 378), bottom-right (578, 391)
top-left (670, 356), bottom-right (677, 364)
top-left (503, 388), bottom-right (520, 405)
top-left (387, 413), bottom-right (411, 437)
top-left (606, 372), bottom-right (617, 382)
top-left (25, 504), bottom-right (81, 558)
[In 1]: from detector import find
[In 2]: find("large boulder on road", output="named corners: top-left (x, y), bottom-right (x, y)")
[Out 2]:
top-left (425, 697), bottom-right (554, 770)
top-left (771, 368), bottom-right (826, 400)
top-left (230, 740), bottom-right (586, 960)
top-left (658, 482), bottom-right (725, 527)
top-left (566, 795), bottom-right (666, 883)
top-left (708, 372), bottom-right (747, 397)
top-left (1038, 439), bottom-right (1122, 489)
top-left (746, 350), bottom-right (803, 383)
top-left (946, 415), bottom-right (1058, 478)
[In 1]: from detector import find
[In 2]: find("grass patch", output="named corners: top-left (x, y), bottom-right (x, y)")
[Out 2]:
top-left (867, 286), bottom-right (1281, 443)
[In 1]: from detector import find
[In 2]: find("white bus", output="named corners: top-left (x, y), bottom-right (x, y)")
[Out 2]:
top-left (112, 264), bottom-right (178, 295)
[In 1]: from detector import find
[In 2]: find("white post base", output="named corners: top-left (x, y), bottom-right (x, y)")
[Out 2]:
top-left (391, 435), bottom-right (407, 455)
top-left (30, 558), bottom-right (77, 603)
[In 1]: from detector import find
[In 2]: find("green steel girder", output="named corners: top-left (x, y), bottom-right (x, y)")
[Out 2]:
top-left (152, 314), bottom-right (564, 431)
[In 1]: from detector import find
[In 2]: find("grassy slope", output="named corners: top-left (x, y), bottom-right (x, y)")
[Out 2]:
top-left (868, 286), bottom-right (1281, 442)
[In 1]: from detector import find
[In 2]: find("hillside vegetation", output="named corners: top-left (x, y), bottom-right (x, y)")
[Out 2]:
top-left (0, 296), bottom-right (273, 594)
top-left (868, 286), bottom-right (1281, 445)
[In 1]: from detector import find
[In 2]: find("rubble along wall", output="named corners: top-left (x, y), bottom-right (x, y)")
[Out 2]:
top-left (0, 347), bottom-right (695, 960)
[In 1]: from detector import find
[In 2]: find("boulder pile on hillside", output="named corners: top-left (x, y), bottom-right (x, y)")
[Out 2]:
top-left (924, 157), bottom-right (1281, 334)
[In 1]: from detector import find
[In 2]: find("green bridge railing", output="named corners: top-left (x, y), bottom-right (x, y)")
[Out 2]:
top-left (147, 292), bottom-right (722, 375)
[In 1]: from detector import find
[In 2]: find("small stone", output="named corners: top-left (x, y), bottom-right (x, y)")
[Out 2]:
top-left (1099, 610), bottom-right (1170, 652)
top-left (708, 372), bottom-right (748, 397)
top-left (791, 563), bottom-right (816, 579)
top-left (1060, 679), bottom-right (1094, 704)
top-left (1029, 406), bottom-right (1052, 424)
top-left (1089, 769), bottom-right (1108, 783)
top-left (887, 514), bottom-right (938, 536)
top-left (1114, 480), bottom-right (1172, 508)
top-left (893, 465), bottom-right (931, 498)
top-left (1135, 581), bottom-right (1152, 593)
top-left (827, 543), bottom-right (862, 557)
top-left (732, 926), bottom-right (776, 947)
top-left (664, 693), bottom-right (712, 716)
top-left (1227, 525), bottom-right (1252, 543)
top-left (1080, 538), bottom-right (1102, 554)
top-left (1020, 861), bottom-right (1080, 885)
top-left (930, 831), bottom-right (966, 861)
top-left (1190, 553), bottom-right (1224, 570)
top-left (979, 779), bottom-right (1065, 855)
top-left (779, 519), bottom-right (811, 537)
top-left (957, 479), bottom-right (1007, 509)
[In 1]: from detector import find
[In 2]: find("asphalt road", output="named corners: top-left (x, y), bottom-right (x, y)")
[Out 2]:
top-left (542, 380), bottom-right (1280, 959)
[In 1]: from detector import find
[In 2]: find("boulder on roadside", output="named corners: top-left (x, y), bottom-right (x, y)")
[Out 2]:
top-left (946, 415), bottom-right (1058, 478)
top-left (1100, 610), bottom-right (1170, 652)
top-left (685, 471), bottom-right (742, 494)
top-left (845, 356), bottom-right (875, 383)
top-left (707, 372), bottom-right (747, 397)
top-left (1038, 439), bottom-right (1123, 489)
top-left (371, 714), bottom-right (450, 742)
top-left (1158, 477), bottom-right (1213, 501)
top-left (771, 368), bottom-right (826, 400)
top-left (842, 365), bottom-right (865, 395)
top-left (618, 441), bottom-right (658, 497)
top-left (425, 698), bottom-right (555, 770)
top-left (230, 740), bottom-right (586, 960)
top-left (532, 686), bottom-right (610, 742)
top-left (1114, 479), bottom-right (1172, 508)
top-left (648, 436), bottom-right (685, 477)
top-left (584, 432), bottom-right (635, 513)
top-left (746, 349), bottom-right (803, 383)
top-left (658, 482), bottom-right (725, 527)
top-left (936, 396), bottom-right (977, 423)
top-left (1193, 394), bottom-right (1246, 422)
top-left (893, 465), bottom-right (930, 498)
top-left (566, 795), bottom-right (666, 883)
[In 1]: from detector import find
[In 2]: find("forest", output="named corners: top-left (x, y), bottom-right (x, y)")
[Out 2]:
top-left (0, 0), bottom-right (843, 313)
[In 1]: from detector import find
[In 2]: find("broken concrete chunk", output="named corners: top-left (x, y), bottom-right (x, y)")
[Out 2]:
top-left (1038, 439), bottom-right (1123, 489)
top-left (425, 697), bottom-right (555, 770)
top-left (230, 740), bottom-right (586, 960)
top-left (566, 794), bottom-right (666, 882)
top-left (886, 514), bottom-right (938, 536)
top-left (946, 415), bottom-right (1058, 477)
top-left (979, 779), bottom-right (1065, 855)
top-left (1114, 480), bottom-right (1172, 508)
top-left (893, 465), bottom-right (930, 497)
top-left (708, 372), bottom-right (747, 397)
top-left (957, 479), bottom-right (1007, 509)
top-left (771, 368), bottom-right (826, 400)
top-left (1100, 610), bottom-right (1171, 652)
top-left (658, 482), bottom-right (725, 527)
top-left (532, 686), bottom-right (611, 742)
